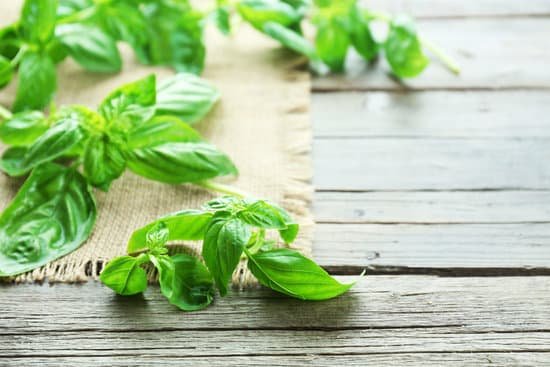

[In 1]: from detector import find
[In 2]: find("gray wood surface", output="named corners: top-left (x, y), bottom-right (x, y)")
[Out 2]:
top-left (1, 277), bottom-right (549, 365)
top-left (313, 19), bottom-right (550, 91)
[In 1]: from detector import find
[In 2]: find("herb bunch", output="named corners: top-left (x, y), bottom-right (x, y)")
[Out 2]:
top-left (101, 196), bottom-right (356, 311)
top-left (1, 0), bottom-right (459, 112)
top-left (0, 73), bottom-right (238, 277)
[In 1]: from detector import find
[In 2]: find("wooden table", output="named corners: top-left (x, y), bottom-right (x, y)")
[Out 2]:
top-left (2, 1), bottom-right (550, 365)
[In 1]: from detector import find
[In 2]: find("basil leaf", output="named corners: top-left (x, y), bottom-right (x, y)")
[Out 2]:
top-left (238, 0), bottom-right (301, 30)
top-left (127, 115), bottom-right (202, 150)
top-left (57, 0), bottom-right (92, 18)
top-left (155, 73), bottom-right (220, 125)
top-left (152, 253), bottom-right (215, 311)
top-left (0, 163), bottom-right (97, 276)
top-left (145, 222), bottom-right (169, 249)
top-left (99, 74), bottom-right (156, 122)
top-left (141, 3), bottom-right (205, 74)
top-left (128, 210), bottom-right (213, 254)
top-left (238, 200), bottom-right (299, 243)
top-left (83, 134), bottom-right (126, 191)
top-left (384, 15), bottom-right (429, 78)
top-left (13, 52), bottom-right (57, 112)
top-left (56, 24), bottom-right (122, 73)
top-left (349, 10), bottom-right (378, 61)
top-left (99, 255), bottom-right (148, 296)
top-left (212, 5), bottom-right (232, 35)
top-left (315, 21), bottom-right (349, 72)
top-left (21, 0), bottom-right (58, 44)
top-left (203, 214), bottom-right (250, 296)
top-left (0, 55), bottom-right (13, 88)
top-left (247, 248), bottom-right (354, 300)
top-left (0, 111), bottom-right (48, 146)
top-left (0, 117), bottom-right (84, 176)
top-left (126, 142), bottom-right (238, 184)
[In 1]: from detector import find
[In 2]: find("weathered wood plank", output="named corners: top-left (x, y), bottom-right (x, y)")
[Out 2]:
top-left (367, 0), bottom-right (550, 18)
top-left (1, 277), bottom-right (549, 332)
top-left (314, 191), bottom-right (550, 223)
top-left (313, 91), bottom-right (550, 138)
top-left (313, 138), bottom-right (550, 190)
top-left (313, 19), bottom-right (550, 91)
top-left (314, 223), bottom-right (550, 273)
top-left (6, 354), bottom-right (550, 367)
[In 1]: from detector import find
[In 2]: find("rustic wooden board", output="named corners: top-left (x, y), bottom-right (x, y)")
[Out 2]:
top-left (1, 277), bottom-right (549, 365)
top-left (367, 0), bottom-right (550, 18)
top-left (314, 137), bottom-right (550, 190)
top-left (314, 223), bottom-right (550, 274)
top-left (313, 91), bottom-right (550, 138)
top-left (313, 19), bottom-right (550, 91)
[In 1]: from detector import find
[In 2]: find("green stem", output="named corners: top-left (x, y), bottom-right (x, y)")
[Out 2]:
top-left (0, 105), bottom-right (13, 120)
top-left (420, 36), bottom-right (461, 75)
top-left (195, 180), bottom-right (248, 198)
top-left (10, 44), bottom-right (27, 67)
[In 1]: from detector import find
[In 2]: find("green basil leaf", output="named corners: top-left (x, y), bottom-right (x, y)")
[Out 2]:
top-left (126, 142), bottom-right (238, 184)
top-left (349, 10), bottom-right (378, 61)
top-left (141, 3), bottom-right (205, 74)
top-left (262, 22), bottom-right (325, 73)
top-left (384, 15), bottom-right (429, 78)
top-left (57, 0), bottom-right (92, 18)
top-left (279, 223), bottom-right (299, 243)
top-left (0, 24), bottom-right (21, 60)
top-left (21, 0), bottom-right (58, 44)
top-left (83, 133), bottom-right (126, 191)
top-left (0, 117), bottom-right (84, 176)
top-left (203, 196), bottom-right (242, 211)
top-left (13, 52), bottom-right (57, 112)
top-left (247, 248), bottom-right (354, 300)
top-left (212, 5), bottom-right (232, 35)
top-left (0, 111), bottom-right (48, 146)
top-left (145, 222), bottom-right (169, 249)
top-left (155, 73), bottom-right (220, 125)
top-left (0, 163), bottom-right (97, 276)
top-left (56, 24), bottom-right (122, 73)
top-left (127, 115), bottom-right (202, 150)
top-left (315, 21), bottom-right (349, 72)
top-left (238, 199), bottom-right (299, 243)
top-left (127, 210), bottom-right (213, 254)
top-left (152, 253), bottom-right (215, 311)
top-left (99, 74), bottom-right (156, 122)
top-left (238, 0), bottom-right (301, 30)
top-left (99, 255), bottom-right (148, 296)
top-left (203, 214), bottom-right (250, 296)
top-left (0, 55), bottom-right (13, 88)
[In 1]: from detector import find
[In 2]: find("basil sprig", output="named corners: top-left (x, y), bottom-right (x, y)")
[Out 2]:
top-left (0, 73), bottom-right (236, 277)
top-left (101, 196), bottom-right (358, 311)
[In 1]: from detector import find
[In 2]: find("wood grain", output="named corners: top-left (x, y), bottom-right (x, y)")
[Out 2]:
top-left (313, 19), bottom-right (550, 91)
top-left (313, 91), bottom-right (550, 139)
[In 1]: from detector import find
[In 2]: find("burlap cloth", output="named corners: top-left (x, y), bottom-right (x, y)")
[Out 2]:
top-left (0, 2), bottom-right (313, 285)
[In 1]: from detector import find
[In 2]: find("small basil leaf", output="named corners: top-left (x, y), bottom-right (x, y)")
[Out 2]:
top-left (149, 254), bottom-right (175, 298)
top-left (384, 15), bottom-right (429, 78)
top-left (21, 0), bottom-right (58, 44)
top-left (126, 142), bottom-right (238, 184)
top-left (56, 24), bottom-right (122, 73)
top-left (0, 117), bottom-right (84, 176)
top-left (203, 214), bottom-right (250, 296)
top-left (0, 111), bottom-right (48, 146)
top-left (155, 73), bottom-right (220, 125)
top-left (212, 5), bottom-right (232, 35)
top-left (127, 115), bottom-right (202, 150)
top-left (145, 222), bottom-right (169, 249)
top-left (315, 21), bottom-right (349, 72)
top-left (0, 55), bottom-right (14, 88)
top-left (238, 200), bottom-right (288, 229)
top-left (0, 163), bottom-right (97, 276)
top-left (13, 51), bottom-right (57, 112)
top-left (99, 255), bottom-right (148, 296)
top-left (99, 74), bottom-right (156, 121)
top-left (203, 196), bottom-right (242, 211)
top-left (57, 0), bottom-right (92, 18)
top-left (279, 223), bottom-right (299, 244)
top-left (247, 248), bottom-right (354, 300)
top-left (83, 134), bottom-right (126, 191)
top-left (349, 10), bottom-right (378, 61)
top-left (238, 0), bottom-right (301, 30)
top-left (128, 210), bottom-right (213, 254)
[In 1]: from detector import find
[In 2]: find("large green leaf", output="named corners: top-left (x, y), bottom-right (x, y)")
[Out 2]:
top-left (203, 214), bottom-right (250, 296)
top-left (126, 142), bottom-right (238, 184)
top-left (127, 115), bottom-right (202, 150)
top-left (13, 51), bottom-right (57, 112)
top-left (128, 210), bottom-right (213, 254)
top-left (21, 0), bottom-right (58, 44)
top-left (56, 24), bottom-right (122, 73)
top-left (0, 163), bottom-right (97, 276)
top-left (155, 73), bottom-right (220, 125)
top-left (247, 248), bottom-right (355, 300)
